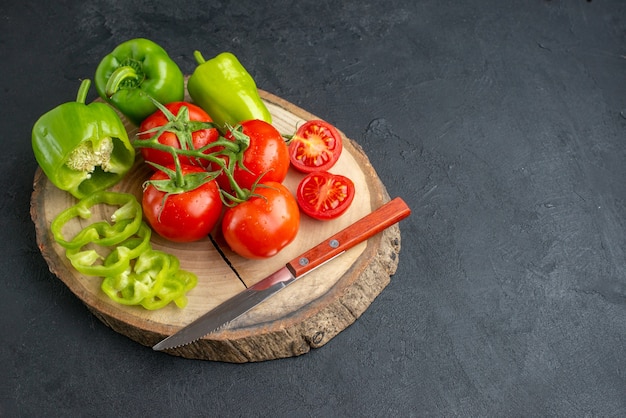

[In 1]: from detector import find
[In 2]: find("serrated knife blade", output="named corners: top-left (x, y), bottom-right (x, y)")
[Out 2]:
top-left (153, 197), bottom-right (411, 351)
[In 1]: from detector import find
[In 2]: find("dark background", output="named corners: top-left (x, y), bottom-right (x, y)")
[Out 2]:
top-left (2, 0), bottom-right (626, 416)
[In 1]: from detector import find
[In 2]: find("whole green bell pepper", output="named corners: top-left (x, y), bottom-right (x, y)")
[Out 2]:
top-left (187, 51), bottom-right (272, 131)
top-left (32, 79), bottom-right (135, 199)
top-left (94, 38), bottom-right (184, 125)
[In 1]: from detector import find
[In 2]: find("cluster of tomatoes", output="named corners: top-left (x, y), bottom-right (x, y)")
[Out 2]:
top-left (134, 102), bottom-right (355, 260)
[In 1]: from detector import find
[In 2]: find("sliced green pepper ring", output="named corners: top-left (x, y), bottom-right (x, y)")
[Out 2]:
top-left (140, 277), bottom-right (185, 310)
top-left (140, 267), bottom-right (198, 310)
top-left (101, 268), bottom-right (160, 306)
top-left (65, 222), bottom-right (151, 277)
top-left (51, 191), bottom-right (143, 250)
top-left (173, 270), bottom-right (199, 309)
top-left (101, 249), bottom-right (176, 306)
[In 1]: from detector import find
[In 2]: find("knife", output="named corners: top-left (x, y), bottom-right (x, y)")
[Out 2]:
top-left (153, 197), bottom-right (411, 351)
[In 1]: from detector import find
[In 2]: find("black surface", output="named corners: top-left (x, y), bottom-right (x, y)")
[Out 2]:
top-left (2, 0), bottom-right (626, 416)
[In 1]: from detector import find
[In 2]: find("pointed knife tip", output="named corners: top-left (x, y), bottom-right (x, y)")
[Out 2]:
top-left (152, 336), bottom-right (180, 351)
top-left (152, 335), bottom-right (200, 351)
top-left (152, 341), bottom-right (167, 351)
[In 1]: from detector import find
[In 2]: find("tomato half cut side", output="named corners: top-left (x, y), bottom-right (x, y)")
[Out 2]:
top-left (288, 120), bottom-right (343, 173)
top-left (296, 171), bottom-right (355, 220)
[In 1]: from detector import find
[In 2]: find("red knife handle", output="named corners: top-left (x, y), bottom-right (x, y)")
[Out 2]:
top-left (286, 197), bottom-right (411, 278)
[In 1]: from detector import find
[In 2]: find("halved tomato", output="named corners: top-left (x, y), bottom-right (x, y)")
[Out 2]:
top-left (296, 171), bottom-right (355, 220)
top-left (288, 120), bottom-right (343, 173)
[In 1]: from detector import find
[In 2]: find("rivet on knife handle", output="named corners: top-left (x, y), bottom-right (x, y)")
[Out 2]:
top-left (286, 197), bottom-right (411, 278)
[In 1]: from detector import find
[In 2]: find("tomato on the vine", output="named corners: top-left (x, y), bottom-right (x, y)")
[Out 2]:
top-left (142, 164), bottom-right (222, 243)
top-left (222, 182), bottom-right (300, 259)
top-left (215, 119), bottom-right (290, 192)
top-left (137, 101), bottom-right (219, 168)
top-left (288, 120), bottom-right (343, 173)
top-left (296, 171), bottom-right (355, 220)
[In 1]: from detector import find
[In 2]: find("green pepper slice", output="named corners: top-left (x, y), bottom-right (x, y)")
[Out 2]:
top-left (101, 248), bottom-right (198, 310)
top-left (65, 222), bottom-right (151, 277)
top-left (101, 248), bottom-right (172, 305)
top-left (141, 269), bottom-right (198, 310)
top-left (187, 51), bottom-right (272, 131)
top-left (32, 79), bottom-right (135, 199)
top-left (51, 191), bottom-right (143, 250)
top-left (94, 38), bottom-right (185, 125)
top-left (49, 190), bottom-right (197, 310)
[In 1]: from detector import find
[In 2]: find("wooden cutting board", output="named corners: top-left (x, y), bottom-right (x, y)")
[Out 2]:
top-left (30, 90), bottom-right (403, 362)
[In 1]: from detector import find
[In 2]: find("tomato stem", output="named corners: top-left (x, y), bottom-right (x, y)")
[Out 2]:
top-left (172, 147), bottom-right (185, 188)
top-left (131, 98), bottom-right (258, 203)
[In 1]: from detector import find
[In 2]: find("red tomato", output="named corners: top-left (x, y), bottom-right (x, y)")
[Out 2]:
top-left (215, 119), bottom-right (290, 192)
top-left (222, 182), bottom-right (300, 259)
top-left (142, 164), bottom-right (222, 243)
top-left (288, 120), bottom-right (343, 173)
top-left (137, 101), bottom-right (219, 168)
top-left (296, 171), bottom-right (355, 220)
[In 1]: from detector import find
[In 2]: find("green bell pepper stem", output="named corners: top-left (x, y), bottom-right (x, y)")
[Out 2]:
top-left (51, 191), bottom-right (143, 250)
top-left (187, 51), bottom-right (272, 131)
top-left (105, 65), bottom-right (143, 97)
top-left (32, 80), bottom-right (135, 199)
top-left (94, 38), bottom-right (184, 125)
top-left (66, 222), bottom-right (151, 277)
top-left (76, 78), bottom-right (90, 103)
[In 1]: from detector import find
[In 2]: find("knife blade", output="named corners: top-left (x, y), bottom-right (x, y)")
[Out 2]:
top-left (153, 197), bottom-right (411, 351)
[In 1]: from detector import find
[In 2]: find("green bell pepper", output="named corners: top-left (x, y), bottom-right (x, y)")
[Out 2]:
top-left (94, 38), bottom-right (184, 125)
top-left (187, 51), bottom-right (272, 131)
top-left (32, 79), bottom-right (135, 199)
